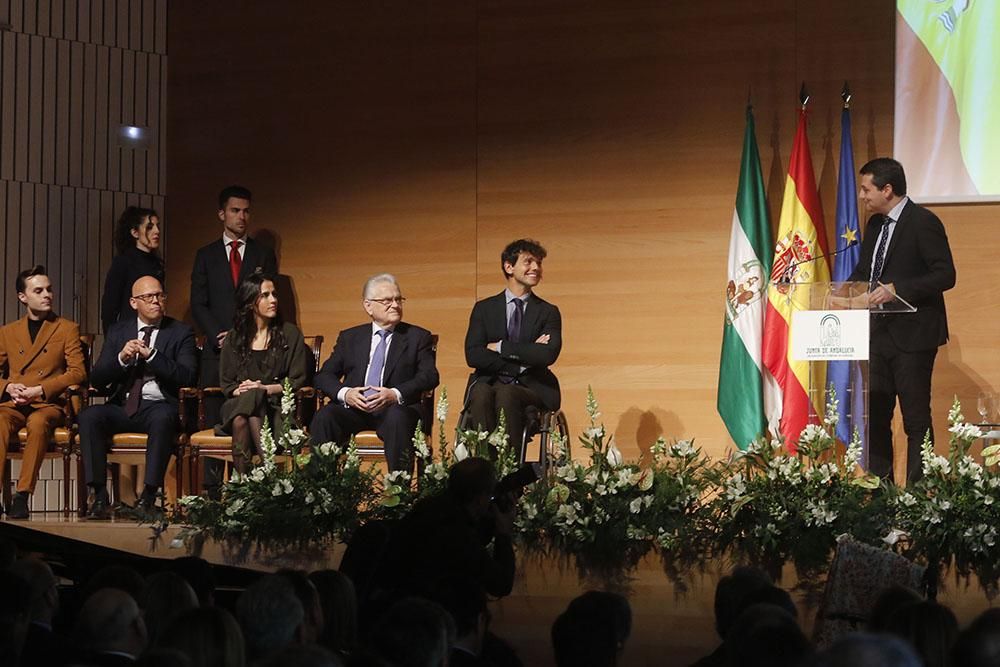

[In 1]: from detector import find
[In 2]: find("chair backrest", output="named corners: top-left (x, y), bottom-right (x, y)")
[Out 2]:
top-left (303, 335), bottom-right (324, 383)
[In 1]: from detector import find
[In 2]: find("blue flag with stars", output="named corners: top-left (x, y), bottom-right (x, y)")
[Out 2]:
top-left (829, 106), bottom-right (866, 462)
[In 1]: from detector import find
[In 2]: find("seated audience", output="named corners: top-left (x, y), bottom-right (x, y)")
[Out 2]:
top-left (952, 608), bottom-right (1000, 667)
top-left (156, 606), bottom-right (245, 667)
top-left (722, 602), bottom-right (812, 667)
top-left (168, 556), bottom-right (217, 607)
top-left (365, 597), bottom-right (453, 667)
top-left (82, 564), bottom-right (147, 604)
top-left (425, 576), bottom-right (491, 666)
top-left (814, 633), bottom-right (921, 667)
top-left (73, 587), bottom-right (148, 665)
top-left (311, 273), bottom-right (439, 472)
top-left (79, 276), bottom-right (197, 517)
top-left (8, 557), bottom-right (70, 666)
top-left (882, 599), bottom-right (957, 667)
top-left (235, 574), bottom-right (305, 663)
top-left (309, 569), bottom-right (359, 658)
top-left (0, 265), bottom-right (86, 519)
top-left (867, 584), bottom-right (922, 633)
top-left (277, 569), bottom-right (325, 646)
top-left (216, 273), bottom-right (308, 473)
top-left (0, 569), bottom-right (32, 667)
top-left (140, 571), bottom-right (199, 646)
top-left (102, 206), bottom-right (165, 333)
top-left (551, 591), bottom-right (632, 667)
top-left (260, 643), bottom-right (344, 667)
top-left (691, 566), bottom-right (772, 667)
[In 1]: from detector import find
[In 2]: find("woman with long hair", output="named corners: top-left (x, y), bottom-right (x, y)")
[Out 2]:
top-left (217, 273), bottom-right (308, 472)
top-left (101, 206), bottom-right (165, 332)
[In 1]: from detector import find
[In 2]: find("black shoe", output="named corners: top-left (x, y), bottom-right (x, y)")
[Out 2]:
top-left (135, 488), bottom-right (163, 518)
top-left (87, 488), bottom-right (113, 520)
top-left (8, 493), bottom-right (30, 520)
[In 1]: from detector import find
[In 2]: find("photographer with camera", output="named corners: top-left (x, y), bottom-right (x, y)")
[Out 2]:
top-left (386, 457), bottom-right (521, 600)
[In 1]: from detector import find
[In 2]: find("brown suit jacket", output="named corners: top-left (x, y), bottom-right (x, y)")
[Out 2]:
top-left (0, 314), bottom-right (87, 408)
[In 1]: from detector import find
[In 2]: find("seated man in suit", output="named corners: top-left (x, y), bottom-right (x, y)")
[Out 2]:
top-left (79, 276), bottom-right (197, 518)
top-left (464, 239), bottom-right (562, 456)
top-left (310, 273), bottom-right (439, 472)
top-left (0, 265), bottom-right (86, 519)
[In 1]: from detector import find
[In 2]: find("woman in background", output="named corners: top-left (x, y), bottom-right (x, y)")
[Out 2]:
top-left (101, 206), bottom-right (165, 333)
top-left (217, 273), bottom-right (307, 473)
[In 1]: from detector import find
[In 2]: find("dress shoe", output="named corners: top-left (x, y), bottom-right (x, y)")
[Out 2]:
top-left (86, 498), bottom-right (113, 520)
top-left (7, 492), bottom-right (30, 520)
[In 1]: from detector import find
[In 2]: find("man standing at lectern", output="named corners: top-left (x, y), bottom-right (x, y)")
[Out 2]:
top-left (848, 158), bottom-right (956, 482)
top-left (464, 239), bottom-right (562, 457)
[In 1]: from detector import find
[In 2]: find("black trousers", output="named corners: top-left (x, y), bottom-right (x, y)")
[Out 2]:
top-left (465, 380), bottom-right (541, 458)
top-left (868, 329), bottom-right (938, 483)
top-left (310, 402), bottom-right (420, 472)
top-left (78, 400), bottom-right (178, 489)
top-left (198, 345), bottom-right (225, 492)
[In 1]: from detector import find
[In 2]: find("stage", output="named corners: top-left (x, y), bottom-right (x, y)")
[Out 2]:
top-left (3, 514), bottom-right (998, 666)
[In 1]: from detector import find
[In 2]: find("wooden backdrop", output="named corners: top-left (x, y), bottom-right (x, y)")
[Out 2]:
top-left (165, 0), bottom-right (1000, 469)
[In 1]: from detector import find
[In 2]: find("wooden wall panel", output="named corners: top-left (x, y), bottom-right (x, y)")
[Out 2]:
top-left (0, 0), bottom-right (167, 332)
top-left (161, 0), bottom-right (999, 471)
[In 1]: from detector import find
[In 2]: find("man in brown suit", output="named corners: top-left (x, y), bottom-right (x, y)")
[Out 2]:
top-left (0, 265), bottom-right (86, 519)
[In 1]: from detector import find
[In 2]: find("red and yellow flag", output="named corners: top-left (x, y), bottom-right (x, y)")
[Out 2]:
top-left (762, 109), bottom-right (830, 451)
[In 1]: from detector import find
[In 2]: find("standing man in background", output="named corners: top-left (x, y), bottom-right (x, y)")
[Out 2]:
top-left (848, 158), bottom-right (956, 483)
top-left (190, 186), bottom-right (277, 493)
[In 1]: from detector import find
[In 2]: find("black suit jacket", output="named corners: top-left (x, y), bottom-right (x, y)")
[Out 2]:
top-left (847, 200), bottom-right (956, 352)
top-left (315, 322), bottom-right (439, 406)
top-left (190, 237), bottom-right (278, 347)
top-left (91, 316), bottom-right (198, 405)
top-left (464, 291), bottom-right (562, 411)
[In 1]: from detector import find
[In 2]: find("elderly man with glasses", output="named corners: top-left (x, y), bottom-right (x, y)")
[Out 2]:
top-left (310, 273), bottom-right (439, 472)
top-left (79, 276), bottom-right (197, 518)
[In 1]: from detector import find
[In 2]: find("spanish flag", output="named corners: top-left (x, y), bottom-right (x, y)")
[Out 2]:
top-left (762, 108), bottom-right (830, 450)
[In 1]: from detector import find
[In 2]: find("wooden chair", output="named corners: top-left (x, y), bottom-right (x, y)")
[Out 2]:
top-left (187, 335), bottom-right (324, 492)
top-left (2, 333), bottom-right (94, 517)
top-left (320, 335), bottom-right (439, 474)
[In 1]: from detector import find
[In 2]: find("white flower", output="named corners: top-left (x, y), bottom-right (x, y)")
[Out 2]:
top-left (799, 423), bottom-right (828, 446)
top-left (225, 499), bottom-right (245, 516)
top-left (586, 425), bottom-right (605, 441)
top-left (555, 503), bottom-right (579, 525)
top-left (605, 442), bottom-right (623, 467)
top-left (249, 467), bottom-right (266, 483)
top-left (898, 492), bottom-right (918, 507)
top-left (454, 442), bottom-right (469, 461)
top-left (938, 499), bottom-right (952, 511)
top-left (629, 497), bottom-right (643, 514)
top-left (950, 422), bottom-right (985, 441)
top-left (671, 439), bottom-right (695, 457)
top-left (636, 468), bottom-right (654, 491)
top-left (304, 491), bottom-right (315, 505)
top-left (556, 464), bottom-right (578, 482)
top-left (436, 391), bottom-right (449, 423)
top-left (726, 473), bottom-right (747, 500)
top-left (595, 484), bottom-right (608, 496)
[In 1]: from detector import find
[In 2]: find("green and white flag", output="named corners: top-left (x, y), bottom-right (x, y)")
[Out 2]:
top-left (718, 106), bottom-right (773, 449)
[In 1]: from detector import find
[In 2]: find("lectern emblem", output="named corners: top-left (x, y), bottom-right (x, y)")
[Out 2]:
top-left (820, 314), bottom-right (842, 347)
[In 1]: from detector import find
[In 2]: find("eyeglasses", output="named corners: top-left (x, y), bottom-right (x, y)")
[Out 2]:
top-left (132, 292), bottom-right (167, 303)
top-left (366, 297), bottom-right (406, 306)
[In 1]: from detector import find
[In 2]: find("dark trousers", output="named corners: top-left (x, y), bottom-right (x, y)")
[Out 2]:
top-left (868, 330), bottom-right (938, 483)
top-left (198, 345), bottom-right (225, 492)
top-left (310, 402), bottom-right (420, 472)
top-left (78, 400), bottom-right (178, 489)
top-left (465, 381), bottom-right (541, 458)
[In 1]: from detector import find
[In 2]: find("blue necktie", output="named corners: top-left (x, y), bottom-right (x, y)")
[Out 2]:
top-left (508, 298), bottom-right (524, 343)
top-left (364, 330), bottom-right (389, 396)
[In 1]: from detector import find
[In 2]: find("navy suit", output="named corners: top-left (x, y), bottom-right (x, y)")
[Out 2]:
top-left (79, 316), bottom-right (197, 490)
top-left (847, 200), bottom-right (956, 480)
top-left (464, 291), bottom-right (562, 452)
top-left (311, 322), bottom-right (439, 471)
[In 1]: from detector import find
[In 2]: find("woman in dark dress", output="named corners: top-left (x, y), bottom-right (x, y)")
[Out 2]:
top-left (217, 273), bottom-right (308, 472)
top-left (101, 206), bottom-right (166, 333)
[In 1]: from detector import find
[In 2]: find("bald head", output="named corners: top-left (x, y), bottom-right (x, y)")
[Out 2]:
top-left (76, 588), bottom-right (147, 655)
top-left (7, 558), bottom-right (58, 622)
top-left (129, 276), bottom-right (166, 324)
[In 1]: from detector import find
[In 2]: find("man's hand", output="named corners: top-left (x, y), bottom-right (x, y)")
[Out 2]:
top-left (13, 386), bottom-right (44, 405)
top-left (344, 387), bottom-right (372, 410)
top-left (487, 341), bottom-right (500, 352)
top-left (868, 282), bottom-right (896, 307)
top-left (363, 387), bottom-right (398, 412)
top-left (535, 334), bottom-right (550, 344)
top-left (119, 339), bottom-right (144, 364)
top-left (136, 340), bottom-right (154, 360)
top-left (216, 330), bottom-right (228, 347)
top-left (5, 383), bottom-right (27, 402)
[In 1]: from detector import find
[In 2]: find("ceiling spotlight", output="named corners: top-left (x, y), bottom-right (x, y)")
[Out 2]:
top-left (118, 125), bottom-right (149, 148)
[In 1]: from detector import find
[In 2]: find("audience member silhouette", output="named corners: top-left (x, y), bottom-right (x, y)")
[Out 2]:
top-left (691, 566), bottom-right (771, 667)
top-left (309, 569), bottom-right (359, 658)
top-left (8, 557), bottom-right (70, 666)
top-left (156, 606), bottom-right (245, 667)
top-left (867, 584), bottom-right (922, 633)
top-left (73, 587), bottom-right (148, 665)
top-left (722, 602), bottom-right (812, 667)
top-left (235, 574), bottom-right (305, 662)
top-left (366, 597), bottom-right (453, 667)
top-left (551, 591), bottom-right (632, 667)
top-left (814, 633), bottom-right (921, 667)
top-left (951, 607), bottom-right (1000, 667)
top-left (882, 599), bottom-right (957, 667)
top-left (140, 571), bottom-right (199, 646)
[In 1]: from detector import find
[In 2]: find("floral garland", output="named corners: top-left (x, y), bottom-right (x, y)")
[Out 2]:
top-left (169, 382), bottom-right (1000, 593)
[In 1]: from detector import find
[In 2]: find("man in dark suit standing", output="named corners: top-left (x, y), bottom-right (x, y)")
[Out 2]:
top-left (848, 158), bottom-right (956, 482)
top-left (190, 185), bottom-right (276, 492)
top-left (311, 274), bottom-right (439, 472)
top-left (79, 276), bottom-right (197, 518)
top-left (464, 239), bottom-right (562, 456)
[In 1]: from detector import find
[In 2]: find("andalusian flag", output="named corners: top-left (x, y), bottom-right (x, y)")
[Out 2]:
top-left (762, 108), bottom-right (830, 450)
top-left (895, 0), bottom-right (1000, 198)
top-left (718, 106), bottom-right (772, 449)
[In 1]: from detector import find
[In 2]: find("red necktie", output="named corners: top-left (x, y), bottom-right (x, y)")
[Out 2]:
top-left (229, 240), bottom-right (242, 287)
top-left (124, 326), bottom-right (155, 417)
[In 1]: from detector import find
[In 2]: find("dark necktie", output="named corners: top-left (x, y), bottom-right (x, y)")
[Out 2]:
top-left (364, 330), bottom-right (389, 397)
top-left (124, 326), bottom-right (154, 417)
top-left (507, 298), bottom-right (524, 343)
top-left (869, 215), bottom-right (892, 292)
top-left (229, 240), bottom-right (242, 287)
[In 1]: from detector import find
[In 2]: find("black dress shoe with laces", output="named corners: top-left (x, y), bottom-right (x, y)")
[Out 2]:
top-left (7, 492), bottom-right (30, 520)
top-left (86, 498), bottom-right (113, 520)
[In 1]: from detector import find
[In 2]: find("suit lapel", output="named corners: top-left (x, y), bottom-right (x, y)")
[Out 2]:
top-left (21, 317), bottom-right (57, 372)
top-left (521, 294), bottom-right (542, 341)
top-left (881, 201), bottom-right (912, 269)
top-left (493, 292), bottom-right (508, 338)
top-left (239, 239), bottom-right (257, 282)
top-left (383, 325), bottom-right (408, 383)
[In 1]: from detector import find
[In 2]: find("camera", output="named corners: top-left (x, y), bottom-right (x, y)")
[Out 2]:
top-left (491, 462), bottom-right (541, 512)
